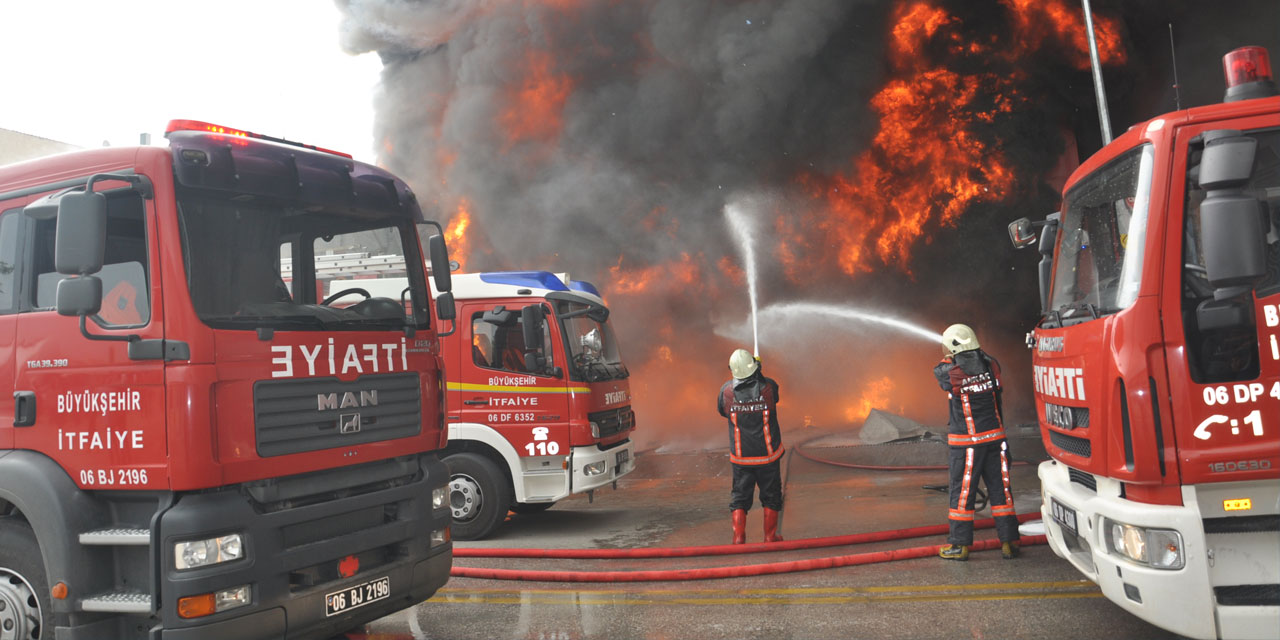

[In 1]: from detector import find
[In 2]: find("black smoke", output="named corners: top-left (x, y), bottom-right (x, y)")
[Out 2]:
top-left (336, 0), bottom-right (1279, 438)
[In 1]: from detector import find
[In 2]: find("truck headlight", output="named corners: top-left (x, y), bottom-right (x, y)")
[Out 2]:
top-left (432, 486), bottom-right (447, 509)
top-left (1103, 519), bottom-right (1184, 570)
top-left (175, 534), bottom-right (244, 570)
top-left (583, 460), bottom-right (607, 476)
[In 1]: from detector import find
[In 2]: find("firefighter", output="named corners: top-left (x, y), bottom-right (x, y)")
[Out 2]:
top-left (932, 324), bottom-right (1020, 560)
top-left (717, 348), bottom-right (785, 544)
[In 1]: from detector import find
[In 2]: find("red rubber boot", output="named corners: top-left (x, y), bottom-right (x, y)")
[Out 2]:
top-left (763, 507), bottom-right (784, 542)
top-left (731, 509), bottom-right (747, 544)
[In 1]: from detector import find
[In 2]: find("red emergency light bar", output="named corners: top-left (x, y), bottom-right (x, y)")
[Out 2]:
top-left (164, 119), bottom-right (354, 159)
top-left (1222, 46), bottom-right (1278, 103)
top-left (1224, 47), bottom-right (1273, 87)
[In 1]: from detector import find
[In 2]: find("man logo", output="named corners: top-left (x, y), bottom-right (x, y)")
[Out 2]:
top-left (317, 390), bottom-right (378, 411)
top-left (339, 413), bottom-right (362, 434)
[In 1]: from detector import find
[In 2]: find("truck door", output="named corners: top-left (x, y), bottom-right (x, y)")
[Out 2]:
top-left (459, 301), bottom-right (570, 463)
top-left (12, 186), bottom-right (167, 489)
top-left (1164, 118), bottom-right (1280, 484)
top-left (0, 207), bottom-right (22, 450)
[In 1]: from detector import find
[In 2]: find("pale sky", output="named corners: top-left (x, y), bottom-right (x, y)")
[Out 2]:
top-left (0, 0), bottom-right (383, 162)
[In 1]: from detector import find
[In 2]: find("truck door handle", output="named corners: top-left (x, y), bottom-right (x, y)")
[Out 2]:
top-left (14, 391), bottom-right (36, 427)
top-left (463, 399), bottom-right (488, 406)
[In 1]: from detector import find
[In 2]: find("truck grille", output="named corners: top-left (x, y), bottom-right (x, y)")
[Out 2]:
top-left (1049, 429), bottom-right (1091, 458)
top-left (588, 406), bottom-right (632, 439)
top-left (1214, 584), bottom-right (1280, 606)
top-left (254, 373), bottom-right (421, 457)
top-left (1067, 468), bottom-right (1097, 492)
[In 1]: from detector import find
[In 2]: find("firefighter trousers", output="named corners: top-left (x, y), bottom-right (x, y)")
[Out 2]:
top-left (730, 460), bottom-right (783, 512)
top-left (947, 440), bottom-right (1018, 546)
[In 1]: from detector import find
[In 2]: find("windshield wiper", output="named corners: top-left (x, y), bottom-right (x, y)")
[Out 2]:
top-left (1042, 308), bottom-right (1063, 329)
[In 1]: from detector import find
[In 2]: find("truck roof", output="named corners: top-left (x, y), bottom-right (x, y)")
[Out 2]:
top-left (436, 271), bottom-right (604, 303)
top-left (1064, 94), bottom-right (1280, 195)
top-left (0, 146), bottom-right (156, 195)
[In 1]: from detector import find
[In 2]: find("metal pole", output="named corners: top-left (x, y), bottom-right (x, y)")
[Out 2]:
top-left (1081, 0), bottom-right (1113, 144)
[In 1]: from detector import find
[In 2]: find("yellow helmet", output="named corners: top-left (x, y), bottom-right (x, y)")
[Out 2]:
top-left (941, 324), bottom-right (980, 356)
top-left (728, 349), bottom-right (760, 379)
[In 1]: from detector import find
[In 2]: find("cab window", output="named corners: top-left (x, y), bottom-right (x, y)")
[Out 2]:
top-left (471, 305), bottom-right (553, 376)
top-left (0, 210), bottom-right (20, 313)
top-left (30, 191), bottom-right (149, 327)
top-left (1181, 128), bottom-right (1280, 383)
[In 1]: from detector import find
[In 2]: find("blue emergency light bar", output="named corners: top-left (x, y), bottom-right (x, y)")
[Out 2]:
top-left (567, 280), bottom-right (601, 297)
top-left (478, 271), bottom-right (570, 291)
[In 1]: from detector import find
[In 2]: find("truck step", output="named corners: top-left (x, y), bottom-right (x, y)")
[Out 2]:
top-left (81, 591), bottom-right (151, 613)
top-left (79, 528), bottom-right (150, 546)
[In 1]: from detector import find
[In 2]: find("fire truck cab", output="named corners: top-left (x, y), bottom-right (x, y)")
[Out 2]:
top-left (0, 121), bottom-right (457, 640)
top-left (1011, 48), bottom-right (1279, 639)
top-left (430, 271), bottom-right (636, 540)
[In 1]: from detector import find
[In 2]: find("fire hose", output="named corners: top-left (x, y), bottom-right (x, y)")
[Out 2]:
top-left (451, 440), bottom-right (1043, 582)
top-left (792, 437), bottom-right (1038, 512)
top-left (455, 512), bottom-right (1038, 559)
top-left (452, 535), bottom-right (1047, 582)
top-left (451, 514), bottom-right (1043, 582)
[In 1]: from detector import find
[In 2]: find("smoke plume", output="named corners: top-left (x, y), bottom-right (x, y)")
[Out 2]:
top-left (337, 0), bottom-right (1278, 448)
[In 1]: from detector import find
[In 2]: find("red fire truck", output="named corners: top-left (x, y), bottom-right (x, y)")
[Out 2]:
top-left (431, 272), bottom-right (636, 540)
top-left (0, 120), bottom-right (459, 639)
top-left (1010, 47), bottom-right (1279, 639)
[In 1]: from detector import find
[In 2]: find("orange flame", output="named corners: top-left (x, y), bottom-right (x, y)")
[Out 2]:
top-left (607, 253), bottom-right (701, 296)
top-left (501, 48), bottom-right (574, 148)
top-left (444, 200), bottom-right (473, 269)
top-left (845, 377), bottom-right (898, 423)
top-left (801, 0), bottom-right (1123, 276)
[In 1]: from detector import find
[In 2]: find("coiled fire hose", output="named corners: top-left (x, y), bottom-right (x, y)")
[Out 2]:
top-left (451, 514), bottom-right (1043, 582)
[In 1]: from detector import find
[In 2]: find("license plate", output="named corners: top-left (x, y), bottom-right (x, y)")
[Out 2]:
top-left (1050, 498), bottom-right (1078, 536)
top-left (325, 576), bottom-right (390, 617)
top-left (615, 449), bottom-right (630, 470)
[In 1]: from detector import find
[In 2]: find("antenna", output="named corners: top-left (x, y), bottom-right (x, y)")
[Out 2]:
top-left (1168, 23), bottom-right (1182, 110)
top-left (1081, 0), bottom-right (1113, 144)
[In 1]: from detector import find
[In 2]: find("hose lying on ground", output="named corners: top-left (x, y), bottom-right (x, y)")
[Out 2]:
top-left (451, 535), bottom-right (1048, 582)
top-left (454, 512), bottom-right (1038, 559)
top-left (793, 442), bottom-right (1036, 471)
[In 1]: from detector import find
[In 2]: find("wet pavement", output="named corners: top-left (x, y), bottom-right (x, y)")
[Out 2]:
top-left (341, 431), bottom-right (1178, 639)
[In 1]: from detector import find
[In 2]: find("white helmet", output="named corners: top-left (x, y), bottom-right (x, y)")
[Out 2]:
top-left (728, 349), bottom-right (759, 379)
top-left (941, 324), bottom-right (980, 356)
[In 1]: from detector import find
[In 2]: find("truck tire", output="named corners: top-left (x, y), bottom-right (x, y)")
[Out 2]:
top-left (510, 501), bottom-right (556, 514)
top-left (0, 518), bottom-right (54, 640)
top-left (445, 453), bottom-right (511, 541)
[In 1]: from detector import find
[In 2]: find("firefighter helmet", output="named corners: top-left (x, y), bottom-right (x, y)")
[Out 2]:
top-left (728, 349), bottom-right (759, 379)
top-left (941, 324), bottom-right (980, 355)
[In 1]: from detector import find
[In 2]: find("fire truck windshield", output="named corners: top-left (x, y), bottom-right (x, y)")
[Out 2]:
top-left (557, 301), bottom-right (627, 382)
top-left (177, 191), bottom-right (431, 331)
top-left (1047, 144), bottom-right (1156, 326)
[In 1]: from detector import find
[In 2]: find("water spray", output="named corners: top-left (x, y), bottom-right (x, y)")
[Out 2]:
top-left (753, 302), bottom-right (942, 344)
top-left (724, 202), bottom-right (761, 357)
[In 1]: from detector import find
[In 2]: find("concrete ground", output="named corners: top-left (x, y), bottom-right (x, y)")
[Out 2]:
top-left (341, 430), bottom-right (1179, 640)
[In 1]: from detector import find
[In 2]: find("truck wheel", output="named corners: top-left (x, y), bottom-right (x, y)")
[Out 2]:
top-left (510, 501), bottom-right (556, 514)
top-left (0, 518), bottom-right (53, 640)
top-left (445, 453), bottom-right (511, 541)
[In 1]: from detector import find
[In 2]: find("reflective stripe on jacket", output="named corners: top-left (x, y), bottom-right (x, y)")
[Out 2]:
top-left (718, 374), bottom-right (784, 466)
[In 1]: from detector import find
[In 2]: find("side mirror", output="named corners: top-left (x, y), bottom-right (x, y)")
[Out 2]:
top-left (56, 275), bottom-right (103, 316)
top-left (56, 191), bottom-right (108, 275)
top-left (428, 234), bottom-right (452, 293)
top-left (436, 291), bottom-right (456, 321)
top-left (521, 304), bottom-right (545, 351)
top-left (1008, 218), bottom-right (1037, 249)
top-left (1198, 130), bottom-right (1267, 299)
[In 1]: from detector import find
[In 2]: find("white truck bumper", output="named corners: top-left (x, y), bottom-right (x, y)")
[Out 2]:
top-left (517, 440), bottom-right (636, 504)
top-left (1039, 459), bottom-right (1280, 640)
